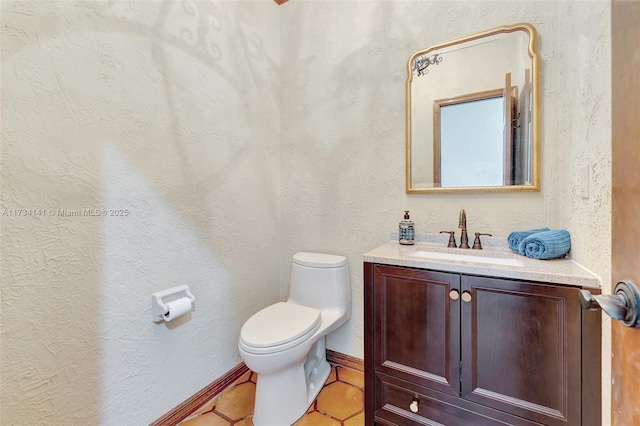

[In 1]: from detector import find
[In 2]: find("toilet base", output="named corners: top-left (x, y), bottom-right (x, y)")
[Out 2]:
top-left (252, 339), bottom-right (331, 426)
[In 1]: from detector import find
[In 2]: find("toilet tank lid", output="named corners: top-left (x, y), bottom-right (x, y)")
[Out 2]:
top-left (293, 252), bottom-right (347, 268)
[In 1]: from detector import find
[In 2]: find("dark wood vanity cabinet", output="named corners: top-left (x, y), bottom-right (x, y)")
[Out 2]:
top-left (364, 263), bottom-right (602, 426)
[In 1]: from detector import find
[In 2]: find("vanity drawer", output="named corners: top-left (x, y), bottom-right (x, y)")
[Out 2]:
top-left (374, 373), bottom-right (542, 426)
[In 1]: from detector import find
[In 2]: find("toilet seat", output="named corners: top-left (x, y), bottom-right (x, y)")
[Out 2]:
top-left (239, 302), bottom-right (321, 355)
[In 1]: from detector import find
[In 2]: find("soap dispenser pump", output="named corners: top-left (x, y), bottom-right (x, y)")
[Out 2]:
top-left (399, 210), bottom-right (415, 245)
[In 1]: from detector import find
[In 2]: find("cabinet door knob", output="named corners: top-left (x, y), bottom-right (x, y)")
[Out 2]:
top-left (449, 289), bottom-right (460, 300)
top-left (409, 398), bottom-right (419, 413)
top-left (462, 291), bottom-right (472, 303)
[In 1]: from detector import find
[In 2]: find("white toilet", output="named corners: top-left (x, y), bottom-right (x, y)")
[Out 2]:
top-left (238, 252), bottom-right (351, 426)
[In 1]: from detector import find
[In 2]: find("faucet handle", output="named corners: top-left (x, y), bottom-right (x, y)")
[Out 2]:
top-left (439, 231), bottom-right (457, 248)
top-left (472, 232), bottom-right (492, 250)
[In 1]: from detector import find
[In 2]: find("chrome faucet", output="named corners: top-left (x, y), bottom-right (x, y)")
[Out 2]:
top-left (458, 209), bottom-right (470, 248)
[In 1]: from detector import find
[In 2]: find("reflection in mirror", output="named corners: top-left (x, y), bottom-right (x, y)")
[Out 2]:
top-left (406, 23), bottom-right (539, 193)
top-left (435, 91), bottom-right (506, 187)
top-left (434, 84), bottom-right (522, 188)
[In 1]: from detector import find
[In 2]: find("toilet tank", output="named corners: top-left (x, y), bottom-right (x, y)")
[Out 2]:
top-left (288, 252), bottom-right (351, 316)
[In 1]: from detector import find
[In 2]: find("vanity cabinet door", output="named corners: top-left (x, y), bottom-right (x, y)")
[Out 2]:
top-left (373, 264), bottom-right (461, 397)
top-left (460, 275), bottom-right (582, 426)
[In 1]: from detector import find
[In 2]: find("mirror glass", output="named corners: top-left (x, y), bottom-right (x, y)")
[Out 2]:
top-left (406, 24), bottom-right (540, 193)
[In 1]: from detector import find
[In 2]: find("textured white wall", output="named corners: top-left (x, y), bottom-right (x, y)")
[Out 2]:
top-left (1, 1), bottom-right (280, 424)
top-left (280, 2), bottom-right (611, 423)
top-left (1, 0), bottom-right (612, 425)
top-left (555, 2), bottom-right (611, 422)
top-left (280, 0), bottom-right (552, 359)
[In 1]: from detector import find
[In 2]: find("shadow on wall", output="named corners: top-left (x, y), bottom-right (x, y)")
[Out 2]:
top-left (1, 1), bottom-right (280, 424)
top-left (278, 1), bottom-right (403, 357)
top-left (279, 1), bottom-right (401, 244)
top-left (99, 143), bottom-right (237, 425)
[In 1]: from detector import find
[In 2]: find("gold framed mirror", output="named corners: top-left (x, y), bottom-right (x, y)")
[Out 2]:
top-left (406, 23), bottom-right (540, 193)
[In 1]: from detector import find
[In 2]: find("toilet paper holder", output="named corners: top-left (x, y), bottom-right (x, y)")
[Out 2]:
top-left (152, 285), bottom-right (196, 323)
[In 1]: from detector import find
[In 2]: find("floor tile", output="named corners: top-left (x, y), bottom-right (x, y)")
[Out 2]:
top-left (180, 411), bottom-right (231, 426)
top-left (191, 394), bottom-right (219, 417)
top-left (324, 366), bottom-right (337, 385)
top-left (293, 411), bottom-right (341, 426)
top-left (343, 411), bottom-right (364, 426)
top-left (306, 401), bottom-right (316, 414)
top-left (316, 381), bottom-right (363, 420)
top-left (233, 370), bottom-right (252, 385)
top-left (178, 363), bottom-right (364, 426)
top-left (215, 382), bottom-right (256, 421)
top-left (336, 367), bottom-right (364, 388)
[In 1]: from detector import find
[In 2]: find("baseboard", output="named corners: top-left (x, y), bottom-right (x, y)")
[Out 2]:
top-left (149, 362), bottom-right (249, 426)
top-left (327, 349), bottom-right (364, 372)
top-left (151, 350), bottom-right (363, 425)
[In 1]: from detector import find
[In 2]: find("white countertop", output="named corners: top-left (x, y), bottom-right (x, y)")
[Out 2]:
top-left (363, 235), bottom-right (600, 288)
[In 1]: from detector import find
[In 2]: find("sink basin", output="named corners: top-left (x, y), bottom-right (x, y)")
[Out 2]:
top-left (411, 250), bottom-right (523, 267)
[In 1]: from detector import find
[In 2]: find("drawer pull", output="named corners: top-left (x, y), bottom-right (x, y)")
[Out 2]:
top-left (449, 290), bottom-right (460, 300)
top-left (462, 291), bottom-right (472, 303)
top-left (409, 397), bottom-right (419, 413)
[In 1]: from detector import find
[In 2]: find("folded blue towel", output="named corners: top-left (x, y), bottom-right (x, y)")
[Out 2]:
top-left (508, 228), bottom-right (550, 254)
top-left (519, 230), bottom-right (571, 260)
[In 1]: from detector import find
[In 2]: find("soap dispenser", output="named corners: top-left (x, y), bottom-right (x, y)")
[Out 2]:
top-left (399, 210), bottom-right (415, 245)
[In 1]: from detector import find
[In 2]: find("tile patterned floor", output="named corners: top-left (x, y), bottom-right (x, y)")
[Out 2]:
top-left (179, 365), bottom-right (364, 426)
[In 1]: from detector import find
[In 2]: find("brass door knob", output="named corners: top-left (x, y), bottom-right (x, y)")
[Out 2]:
top-left (449, 290), bottom-right (460, 300)
top-left (462, 291), bottom-right (472, 303)
top-left (409, 398), bottom-right (419, 413)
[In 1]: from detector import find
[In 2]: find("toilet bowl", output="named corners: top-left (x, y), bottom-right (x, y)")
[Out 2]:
top-left (238, 252), bottom-right (351, 426)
